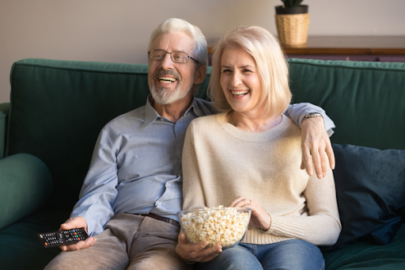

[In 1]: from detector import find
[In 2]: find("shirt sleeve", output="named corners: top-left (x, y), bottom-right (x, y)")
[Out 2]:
top-left (284, 103), bottom-right (335, 137)
top-left (265, 167), bottom-right (342, 246)
top-left (70, 125), bottom-right (119, 236)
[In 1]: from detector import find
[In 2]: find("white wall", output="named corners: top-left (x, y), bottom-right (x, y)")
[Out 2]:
top-left (1, 0), bottom-right (404, 103)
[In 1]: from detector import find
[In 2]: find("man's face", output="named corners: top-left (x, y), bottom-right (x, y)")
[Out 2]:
top-left (148, 32), bottom-right (197, 105)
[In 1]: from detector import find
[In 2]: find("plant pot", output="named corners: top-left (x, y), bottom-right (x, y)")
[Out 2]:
top-left (275, 5), bottom-right (310, 45)
top-left (275, 5), bottom-right (308, 15)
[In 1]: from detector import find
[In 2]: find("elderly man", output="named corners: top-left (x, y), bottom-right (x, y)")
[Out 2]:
top-left (45, 18), bottom-right (335, 270)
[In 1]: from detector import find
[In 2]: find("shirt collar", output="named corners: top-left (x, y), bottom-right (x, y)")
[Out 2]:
top-left (143, 95), bottom-right (160, 128)
top-left (143, 95), bottom-right (203, 128)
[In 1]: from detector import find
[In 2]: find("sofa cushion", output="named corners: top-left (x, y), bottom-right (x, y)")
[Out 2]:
top-left (324, 224), bottom-right (405, 270)
top-left (0, 153), bottom-right (53, 230)
top-left (0, 208), bottom-right (70, 270)
top-left (324, 144), bottom-right (405, 251)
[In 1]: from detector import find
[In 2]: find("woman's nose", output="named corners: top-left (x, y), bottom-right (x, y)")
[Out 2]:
top-left (231, 72), bottom-right (242, 87)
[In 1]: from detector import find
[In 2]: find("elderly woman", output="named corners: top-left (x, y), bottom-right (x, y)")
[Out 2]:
top-left (180, 26), bottom-right (341, 270)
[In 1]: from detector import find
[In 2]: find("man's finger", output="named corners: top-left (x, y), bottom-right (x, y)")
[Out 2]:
top-left (326, 142), bottom-right (335, 170)
top-left (60, 237), bottom-right (96, 252)
top-left (311, 147), bottom-right (323, 179)
top-left (319, 147), bottom-right (328, 178)
top-left (303, 147), bottom-right (313, 176)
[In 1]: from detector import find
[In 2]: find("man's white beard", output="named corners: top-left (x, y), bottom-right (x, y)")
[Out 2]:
top-left (150, 84), bottom-right (189, 105)
top-left (150, 75), bottom-right (194, 105)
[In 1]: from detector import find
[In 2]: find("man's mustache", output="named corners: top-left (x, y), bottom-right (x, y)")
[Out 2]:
top-left (153, 69), bottom-right (181, 82)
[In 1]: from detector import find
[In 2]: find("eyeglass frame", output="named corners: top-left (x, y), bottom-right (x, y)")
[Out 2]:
top-left (148, 49), bottom-right (201, 65)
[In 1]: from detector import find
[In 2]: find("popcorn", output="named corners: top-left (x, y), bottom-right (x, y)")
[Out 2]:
top-left (179, 205), bottom-right (250, 247)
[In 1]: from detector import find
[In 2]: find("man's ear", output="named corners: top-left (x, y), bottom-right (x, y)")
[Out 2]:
top-left (193, 64), bottom-right (207, 85)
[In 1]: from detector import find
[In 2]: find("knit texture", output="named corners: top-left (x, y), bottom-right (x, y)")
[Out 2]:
top-left (182, 113), bottom-right (341, 246)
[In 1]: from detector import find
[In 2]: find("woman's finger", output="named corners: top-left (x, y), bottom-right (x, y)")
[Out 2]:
top-left (229, 196), bottom-right (246, 207)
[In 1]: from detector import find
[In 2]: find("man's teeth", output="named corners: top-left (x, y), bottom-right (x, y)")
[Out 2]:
top-left (231, 90), bottom-right (250, 96)
top-left (159, 77), bottom-right (176, 83)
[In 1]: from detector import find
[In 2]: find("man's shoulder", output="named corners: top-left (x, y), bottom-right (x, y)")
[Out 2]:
top-left (102, 106), bottom-right (146, 133)
top-left (194, 98), bottom-right (219, 116)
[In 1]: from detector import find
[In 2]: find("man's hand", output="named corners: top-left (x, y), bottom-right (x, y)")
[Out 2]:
top-left (175, 233), bottom-right (222, 263)
top-left (59, 216), bottom-right (97, 251)
top-left (301, 116), bottom-right (335, 179)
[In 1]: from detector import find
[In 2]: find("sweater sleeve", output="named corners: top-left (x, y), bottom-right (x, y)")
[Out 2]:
top-left (182, 122), bottom-right (207, 211)
top-left (266, 167), bottom-right (342, 246)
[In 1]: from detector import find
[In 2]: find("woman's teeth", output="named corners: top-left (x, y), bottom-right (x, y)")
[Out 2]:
top-left (231, 90), bottom-right (250, 96)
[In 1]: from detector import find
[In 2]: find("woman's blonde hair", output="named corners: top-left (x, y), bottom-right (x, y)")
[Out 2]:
top-left (208, 26), bottom-right (291, 118)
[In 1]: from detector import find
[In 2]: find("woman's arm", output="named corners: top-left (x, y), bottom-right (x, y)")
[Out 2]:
top-left (182, 122), bottom-right (207, 211)
top-left (265, 167), bottom-right (342, 246)
top-left (177, 121), bottom-right (222, 262)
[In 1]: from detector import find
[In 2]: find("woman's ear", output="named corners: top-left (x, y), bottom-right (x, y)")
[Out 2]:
top-left (193, 64), bottom-right (207, 85)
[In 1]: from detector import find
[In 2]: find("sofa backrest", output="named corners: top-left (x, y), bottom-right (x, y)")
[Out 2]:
top-left (288, 59), bottom-right (405, 150)
top-left (7, 58), bottom-right (405, 209)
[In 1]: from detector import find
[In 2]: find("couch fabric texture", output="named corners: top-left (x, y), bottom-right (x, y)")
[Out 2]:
top-left (0, 58), bottom-right (404, 270)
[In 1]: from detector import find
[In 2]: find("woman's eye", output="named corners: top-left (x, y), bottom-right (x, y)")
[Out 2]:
top-left (243, 69), bottom-right (252, 73)
top-left (222, 69), bottom-right (231, 73)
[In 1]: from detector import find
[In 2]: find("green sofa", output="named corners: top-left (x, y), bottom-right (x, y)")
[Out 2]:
top-left (0, 58), bottom-right (404, 270)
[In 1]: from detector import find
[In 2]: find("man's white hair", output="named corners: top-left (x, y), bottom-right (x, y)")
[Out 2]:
top-left (148, 18), bottom-right (208, 66)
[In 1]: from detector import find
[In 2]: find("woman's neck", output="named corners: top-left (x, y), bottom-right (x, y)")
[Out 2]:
top-left (226, 110), bottom-right (282, 133)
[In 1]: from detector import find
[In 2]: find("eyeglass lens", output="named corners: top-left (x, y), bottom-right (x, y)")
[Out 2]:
top-left (149, 50), bottom-right (189, 63)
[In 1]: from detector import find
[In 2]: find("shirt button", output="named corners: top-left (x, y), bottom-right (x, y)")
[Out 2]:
top-left (135, 155), bottom-right (138, 158)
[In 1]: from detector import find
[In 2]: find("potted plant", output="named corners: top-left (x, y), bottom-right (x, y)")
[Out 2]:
top-left (275, 0), bottom-right (310, 46)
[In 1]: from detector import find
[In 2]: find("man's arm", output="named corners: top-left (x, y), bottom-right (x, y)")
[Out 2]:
top-left (284, 102), bottom-right (335, 179)
top-left (284, 103), bottom-right (335, 135)
top-left (60, 125), bottom-right (119, 251)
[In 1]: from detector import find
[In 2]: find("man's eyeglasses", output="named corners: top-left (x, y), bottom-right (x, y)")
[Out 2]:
top-left (148, 49), bottom-right (200, 64)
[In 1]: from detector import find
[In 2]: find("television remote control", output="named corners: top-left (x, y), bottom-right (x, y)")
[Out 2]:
top-left (38, 228), bottom-right (89, 248)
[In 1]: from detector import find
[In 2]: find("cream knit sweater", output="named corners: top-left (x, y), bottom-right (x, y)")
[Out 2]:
top-left (182, 113), bottom-right (341, 246)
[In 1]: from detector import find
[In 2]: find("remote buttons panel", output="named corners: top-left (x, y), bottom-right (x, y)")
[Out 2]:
top-left (38, 228), bottom-right (89, 248)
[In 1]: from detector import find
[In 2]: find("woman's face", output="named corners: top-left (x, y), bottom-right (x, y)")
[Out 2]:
top-left (220, 46), bottom-right (262, 115)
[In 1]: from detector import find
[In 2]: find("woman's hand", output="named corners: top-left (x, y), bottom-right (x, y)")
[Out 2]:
top-left (175, 233), bottom-right (222, 263)
top-left (229, 196), bottom-right (271, 231)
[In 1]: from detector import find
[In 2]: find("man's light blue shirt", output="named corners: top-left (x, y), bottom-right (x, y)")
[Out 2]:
top-left (71, 97), bottom-right (335, 236)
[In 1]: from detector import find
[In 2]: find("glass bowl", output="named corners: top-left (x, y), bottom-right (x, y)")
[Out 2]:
top-left (178, 206), bottom-right (251, 248)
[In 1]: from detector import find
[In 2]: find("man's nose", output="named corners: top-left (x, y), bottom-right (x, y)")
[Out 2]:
top-left (161, 52), bottom-right (174, 69)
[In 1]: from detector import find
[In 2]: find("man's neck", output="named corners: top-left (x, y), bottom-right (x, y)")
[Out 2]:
top-left (152, 94), bottom-right (194, 122)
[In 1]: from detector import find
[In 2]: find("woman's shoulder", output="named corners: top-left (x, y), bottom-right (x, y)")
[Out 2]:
top-left (190, 112), bottom-right (226, 128)
top-left (282, 115), bottom-right (301, 136)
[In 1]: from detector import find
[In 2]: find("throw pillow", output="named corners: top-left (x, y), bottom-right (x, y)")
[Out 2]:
top-left (321, 144), bottom-right (405, 252)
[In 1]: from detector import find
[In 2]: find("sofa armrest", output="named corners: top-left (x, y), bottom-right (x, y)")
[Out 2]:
top-left (0, 153), bottom-right (53, 230)
top-left (0, 103), bottom-right (10, 159)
